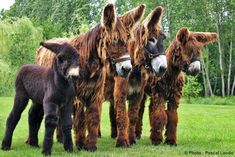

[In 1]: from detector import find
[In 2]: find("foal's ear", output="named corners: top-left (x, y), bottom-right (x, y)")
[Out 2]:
top-left (192, 32), bottom-right (218, 45)
top-left (40, 41), bottom-right (62, 54)
top-left (101, 4), bottom-right (116, 34)
top-left (119, 4), bottom-right (145, 31)
top-left (176, 27), bottom-right (190, 46)
top-left (145, 6), bottom-right (163, 32)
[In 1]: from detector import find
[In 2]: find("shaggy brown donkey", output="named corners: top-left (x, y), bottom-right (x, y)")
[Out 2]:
top-left (136, 27), bottom-right (218, 145)
top-left (1, 41), bottom-right (80, 156)
top-left (105, 6), bottom-right (167, 145)
top-left (31, 4), bottom-right (145, 150)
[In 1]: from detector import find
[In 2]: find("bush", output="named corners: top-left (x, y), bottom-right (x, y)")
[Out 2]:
top-left (183, 76), bottom-right (203, 103)
top-left (0, 17), bottom-right (43, 96)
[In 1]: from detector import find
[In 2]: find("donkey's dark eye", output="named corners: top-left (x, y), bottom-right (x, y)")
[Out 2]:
top-left (148, 38), bottom-right (155, 42)
top-left (58, 56), bottom-right (64, 63)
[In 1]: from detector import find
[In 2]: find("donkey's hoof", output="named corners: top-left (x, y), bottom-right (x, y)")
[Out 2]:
top-left (84, 145), bottom-right (97, 152)
top-left (164, 140), bottom-right (177, 146)
top-left (116, 138), bottom-right (130, 148)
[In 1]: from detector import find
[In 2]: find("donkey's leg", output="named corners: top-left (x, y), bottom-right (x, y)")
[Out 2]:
top-left (1, 94), bottom-right (29, 150)
top-left (84, 100), bottom-right (100, 151)
top-left (165, 79), bottom-right (183, 146)
top-left (26, 102), bottom-right (44, 147)
top-left (165, 98), bottom-right (180, 145)
top-left (60, 103), bottom-right (73, 152)
top-left (149, 93), bottom-right (167, 145)
top-left (73, 102), bottom-right (86, 150)
top-left (114, 76), bottom-right (129, 147)
top-left (56, 109), bottom-right (63, 143)
top-left (98, 102), bottom-right (102, 138)
top-left (135, 94), bottom-right (146, 139)
top-left (42, 102), bottom-right (57, 156)
top-left (109, 100), bottom-right (117, 138)
top-left (128, 92), bottom-right (142, 145)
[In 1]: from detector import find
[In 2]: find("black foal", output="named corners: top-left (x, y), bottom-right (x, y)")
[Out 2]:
top-left (1, 41), bottom-right (80, 155)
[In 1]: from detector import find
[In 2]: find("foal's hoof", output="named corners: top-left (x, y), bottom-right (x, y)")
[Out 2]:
top-left (1, 141), bottom-right (11, 151)
top-left (1, 145), bottom-right (11, 151)
top-left (111, 132), bottom-right (117, 139)
top-left (56, 136), bottom-right (63, 144)
top-left (116, 138), bottom-right (129, 148)
top-left (42, 150), bottom-right (51, 156)
top-left (25, 139), bottom-right (39, 147)
top-left (164, 140), bottom-right (177, 146)
top-left (84, 145), bottom-right (97, 152)
top-left (65, 147), bottom-right (73, 153)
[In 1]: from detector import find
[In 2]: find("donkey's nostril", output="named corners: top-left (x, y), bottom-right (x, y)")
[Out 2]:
top-left (159, 66), bottom-right (167, 74)
top-left (122, 66), bottom-right (132, 74)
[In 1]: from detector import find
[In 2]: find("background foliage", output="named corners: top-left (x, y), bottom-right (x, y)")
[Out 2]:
top-left (0, 0), bottom-right (234, 97)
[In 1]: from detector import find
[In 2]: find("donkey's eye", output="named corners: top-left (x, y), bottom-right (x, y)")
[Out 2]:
top-left (113, 39), bottom-right (118, 44)
top-left (148, 37), bottom-right (156, 43)
top-left (58, 56), bottom-right (64, 63)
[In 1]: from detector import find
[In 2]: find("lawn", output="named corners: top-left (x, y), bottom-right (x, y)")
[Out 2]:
top-left (0, 97), bottom-right (235, 157)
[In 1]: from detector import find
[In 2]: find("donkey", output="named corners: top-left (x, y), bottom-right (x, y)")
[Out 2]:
top-left (29, 4), bottom-right (145, 150)
top-left (104, 6), bottom-right (167, 146)
top-left (136, 27), bottom-right (218, 145)
top-left (1, 41), bottom-right (80, 155)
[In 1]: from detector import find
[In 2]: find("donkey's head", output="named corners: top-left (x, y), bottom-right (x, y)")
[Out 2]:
top-left (102, 4), bottom-right (145, 77)
top-left (133, 6), bottom-right (167, 76)
top-left (172, 27), bottom-right (218, 76)
top-left (40, 41), bottom-right (80, 80)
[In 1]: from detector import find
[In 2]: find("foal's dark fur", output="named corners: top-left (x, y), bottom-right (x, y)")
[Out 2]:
top-left (1, 41), bottom-right (80, 155)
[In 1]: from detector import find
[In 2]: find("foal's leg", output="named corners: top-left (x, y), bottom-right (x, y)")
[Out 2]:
top-left (135, 94), bottom-right (146, 139)
top-left (60, 103), bottom-right (73, 152)
top-left (109, 100), bottom-right (117, 138)
top-left (1, 94), bottom-right (29, 150)
top-left (56, 109), bottom-right (63, 143)
top-left (26, 102), bottom-right (44, 147)
top-left (42, 102), bottom-right (57, 156)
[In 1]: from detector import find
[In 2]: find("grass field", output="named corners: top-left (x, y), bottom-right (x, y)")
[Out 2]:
top-left (0, 97), bottom-right (235, 157)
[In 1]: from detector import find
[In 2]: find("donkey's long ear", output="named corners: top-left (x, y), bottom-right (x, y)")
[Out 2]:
top-left (192, 32), bottom-right (218, 45)
top-left (40, 41), bottom-right (62, 54)
top-left (119, 4), bottom-right (145, 31)
top-left (101, 4), bottom-right (116, 34)
top-left (176, 27), bottom-right (190, 46)
top-left (144, 6), bottom-right (163, 32)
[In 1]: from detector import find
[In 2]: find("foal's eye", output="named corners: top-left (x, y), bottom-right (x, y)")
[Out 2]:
top-left (58, 56), bottom-right (64, 63)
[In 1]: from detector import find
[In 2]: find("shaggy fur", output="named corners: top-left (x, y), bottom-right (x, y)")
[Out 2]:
top-left (136, 28), bottom-right (218, 145)
top-left (104, 6), bottom-right (167, 145)
top-left (33, 4), bottom-right (145, 150)
top-left (1, 41), bottom-right (80, 156)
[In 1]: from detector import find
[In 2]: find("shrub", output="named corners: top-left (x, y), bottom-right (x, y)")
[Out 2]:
top-left (183, 76), bottom-right (203, 103)
top-left (0, 17), bottom-right (43, 96)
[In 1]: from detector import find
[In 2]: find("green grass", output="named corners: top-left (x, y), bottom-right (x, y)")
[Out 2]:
top-left (0, 97), bottom-right (235, 157)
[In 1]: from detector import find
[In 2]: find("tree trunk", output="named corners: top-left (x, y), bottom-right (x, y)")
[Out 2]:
top-left (201, 57), bottom-right (214, 96)
top-left (227, 29), bottom-right (233, 96)
top-left (231, 76), bottom-right (235, 96)
top-left (216, 19), bottom-right (225, 97)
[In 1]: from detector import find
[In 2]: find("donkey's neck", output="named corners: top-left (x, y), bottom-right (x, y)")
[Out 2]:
top-left (165, 41), bottom-right (183, 79)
